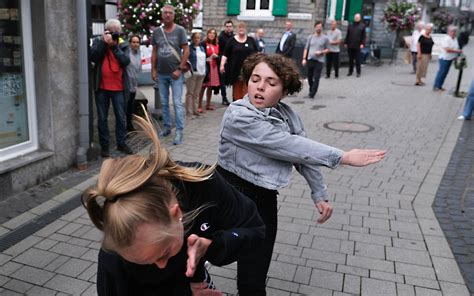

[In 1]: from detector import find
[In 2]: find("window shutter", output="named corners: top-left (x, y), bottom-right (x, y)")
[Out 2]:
top-left (335, 0), bottom-right (344, 20)
top-left (344, 0), bottom-right (363, 21)
top-left (272, 0), bottom-right (287, 16)
top-left (227, 0), bottom-right (240, 15)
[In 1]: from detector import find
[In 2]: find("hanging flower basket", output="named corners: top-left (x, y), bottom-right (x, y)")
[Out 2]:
top-left (382, 1), bottom-right (420, 33)
top-left (117, 0), bottom-right (200, 41)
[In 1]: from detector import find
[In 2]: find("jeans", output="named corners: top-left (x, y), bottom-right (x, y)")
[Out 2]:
top-left (411, 51), bottom-right (418, 72)
top-left (95, 89), bottom-right (127, 148)
top-left (307, 60), bottom-right (324, 97)
top-left (326, 52), bottom-right (339, 77)
top-left (158, 73), bottom-right (185, 131)
top-left (219, 71), bottom-right (227, 100)
top-left (126, 91), bottom-right (136, 129)
top-left (434, 59), bottom-right (453, 89)
top-left (347, 48), bottom-right (361, 75)
top-left (462, 79), bottom-right (474, 119)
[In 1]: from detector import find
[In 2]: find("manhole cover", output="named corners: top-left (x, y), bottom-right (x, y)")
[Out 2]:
top-left (291, 101), bottom-right (305, 104)
top-left (323, 121), bottom-right (374, 133)
top-left (311, 105), bottom-right (326, 110)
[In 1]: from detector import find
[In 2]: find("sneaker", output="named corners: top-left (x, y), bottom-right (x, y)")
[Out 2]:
top-left (458, 115), bottom-right (465, 120)
top-left (159, 128), bottom-right (171, 138)
top-left (173, 130), bottom-right (183, 145)
top-left (222, 98), bottom-right (230, 106)
top-left (117, 144), bottom-right (133, 154)
top-left (356, 73), bottom-right (361, 77)
top-left (433, 87), bottom-right (441, 92)
top-left (100, 148), bottom-right (110, 158)
top-left (347, 73), bottom-right (353, 76)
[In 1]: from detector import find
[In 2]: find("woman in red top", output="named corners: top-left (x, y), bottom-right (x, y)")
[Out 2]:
top-left (198, 29), bottom-right (220, 113)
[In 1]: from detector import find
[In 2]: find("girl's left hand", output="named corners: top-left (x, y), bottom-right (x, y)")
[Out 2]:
top-left (190, 282), bottom-right (223, 296)
top-left (186, 235), bottom-right (213, 277)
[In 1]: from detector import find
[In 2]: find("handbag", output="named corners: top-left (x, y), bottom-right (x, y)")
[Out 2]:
top-left (160, 27), bottom-right (193, 79)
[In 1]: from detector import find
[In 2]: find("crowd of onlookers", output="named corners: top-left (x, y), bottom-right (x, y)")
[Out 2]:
top-left (91, 3), bottom-right (471, 154)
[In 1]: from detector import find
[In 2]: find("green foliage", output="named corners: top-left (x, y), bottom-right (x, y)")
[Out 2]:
top-left (382, 1), bottom-right (420, 32)
top-left (117, 0), bottom-right (200, 40)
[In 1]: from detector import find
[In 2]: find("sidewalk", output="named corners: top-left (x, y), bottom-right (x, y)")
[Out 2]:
top-left (0, 42), bottom-right (473, 295)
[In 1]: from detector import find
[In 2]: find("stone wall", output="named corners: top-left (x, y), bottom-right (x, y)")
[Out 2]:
top-left (1, 0), bottom-right (79, 199)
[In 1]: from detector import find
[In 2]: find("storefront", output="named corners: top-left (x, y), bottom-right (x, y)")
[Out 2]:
top-left (0, 0), bottom-right (37, 162)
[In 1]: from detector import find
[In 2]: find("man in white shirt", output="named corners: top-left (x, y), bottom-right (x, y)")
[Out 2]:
top-left (276, 21), bottom-right (296, 58)
top-left (433, 25), bottom-right (462, 92)
top-left (410, 21), bottom-right (424, 74)
top-left (326, 20), bottom-right (342, 78)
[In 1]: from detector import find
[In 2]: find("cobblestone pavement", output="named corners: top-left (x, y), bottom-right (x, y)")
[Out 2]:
top-left (434, 120), bottom-right (474, 294)
top-left (0, 41), bottom-right (473, 295)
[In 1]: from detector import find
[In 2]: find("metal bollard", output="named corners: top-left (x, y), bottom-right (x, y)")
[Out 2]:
top-left (455, 55), bottom-right (466, 97)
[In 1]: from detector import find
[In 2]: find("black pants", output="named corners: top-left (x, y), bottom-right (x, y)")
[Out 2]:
top-left (219, 69), bottom-right (227, 101)
top-left (326, 52), bottom-right (340, 78)
top-left (126, 91), bottom-right (136, 130)
top-left (217, 167), bottom-right (278, 296)
top-left (347, 48), bottom-right (361, 75)
top-left (411, 51), bottom-right (417, 72)
top-left (307, 60), bottom-right (324, 97)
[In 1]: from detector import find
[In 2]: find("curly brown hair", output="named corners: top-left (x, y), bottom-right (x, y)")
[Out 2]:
top-left (241, 53), bottom-right (302, 96)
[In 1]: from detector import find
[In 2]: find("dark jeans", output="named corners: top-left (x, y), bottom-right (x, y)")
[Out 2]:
top-left (347, 48), bottom-right (361, 75)
top-left (307, 60), bottom-right (324, 97)
top-left (126, 91), bottom-right (136, 129)
top-left (411, 51), bottom-right (417, 72)
top-left (95, 89), bottom-right (127, 149)
top-left (217, 166), bottom-right (278, 296)
top-left (219, 69), bottom-right (227, 101)
top-left (326, 52), bottom-right (340, 77)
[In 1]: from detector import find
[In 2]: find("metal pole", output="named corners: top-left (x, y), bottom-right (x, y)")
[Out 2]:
top-left (455, 57), bottom-right (465, 97)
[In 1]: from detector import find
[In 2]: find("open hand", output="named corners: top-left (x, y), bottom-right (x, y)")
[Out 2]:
top-left (186, 235), bottom-right (212, 278)
top-left (316, 201), bottom-right (333, 223)
top-left (341, 149), bottom-right (386, 167)
top-left (190, 282), bottom-right (223, 296)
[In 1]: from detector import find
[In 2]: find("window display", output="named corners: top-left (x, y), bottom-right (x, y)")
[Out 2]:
top-left (0, 0), bottom-right (29, 149)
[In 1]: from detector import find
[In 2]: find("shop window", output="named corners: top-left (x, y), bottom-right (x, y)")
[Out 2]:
top-left (228, 0), bottom-right (287, 18)
top-left (0, 0), bottom-right (38, 161)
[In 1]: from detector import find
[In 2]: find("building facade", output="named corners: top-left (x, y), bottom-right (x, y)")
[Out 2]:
top-left (0, 0), bottom-right (85, 199)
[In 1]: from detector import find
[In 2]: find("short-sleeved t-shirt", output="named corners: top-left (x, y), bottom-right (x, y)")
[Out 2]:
top-left (418, 35), bottom-right (434, 54)
top-left (304, 34), bottom-right (329, 63)
top-left (151, 25), bottom-right (187, 75)
top-left (327, 29), bottom-right (341, 53)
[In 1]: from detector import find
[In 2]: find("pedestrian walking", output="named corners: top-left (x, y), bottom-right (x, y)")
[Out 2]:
top-left (302, 21), bottom-right (329, 99)
top-left (344, 13), bottom-right (366, 77)
top-left (255, 28), bottom-right (266, 53)
top-left (185, 32), bottom-right (207, 119)
top-left (217, 20), bottom-right (234, 106)
top-left (83, 114), bottom-right (265, 296)
top-left (458, 71), bottom-right (474, 120)
top-left (433, 25), bottom-right (463, 92)
top-left (410, 21), bottom-right (424, 74)
top-left (151, 5), bottom-right (189, 145)
top-left (90, 19), bottom-right (133, 157)
top-left (415, 24), bottom-right (434, 86)
top-left (275, 21), bottom-right (296, 58)
top-left (218, 52), bottom-right (386, 296)
top-left (220, 21), bottom-right (258, 101)
top-left (125, 34), bottom-right (142, 132)
top-left (326, 20), bottom-right (342, 78)
top-left (198, 29), bottom-right (220, 113)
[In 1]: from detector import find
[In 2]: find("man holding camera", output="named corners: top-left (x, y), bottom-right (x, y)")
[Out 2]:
top-left (91, 19), bottom-right (133, 157)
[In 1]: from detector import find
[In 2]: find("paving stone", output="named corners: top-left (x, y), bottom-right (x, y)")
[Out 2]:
top-left (0, 253), bottom-right (12, 266)
top-left (0, 289), bottom-right (23, 296)
top-left (354, 241), bottom-right (385, 259)
top-left (306, 259), bottom-right (337, 272)
top-left (33, 220), bottom-right (68, 238)
top-left (361, 277), bottom-right (396, 296)
top-left (370, 270), bottom-right (403, 283)
top-left (0, 261), bottom-right (23, 276)
top-left (34, 238), bottom-right (58, 251)
top-left (439, 281), bottom-right (471, 296)
top-left (395, 262), bottom-right (436, 280)
top-left (268, 261), bottom-right (297, 281)
top-left (44, 274), bottom-right (91, 295)
top-left (404, 276), bottom-right (440, 290)
top-left (389, 220), bottom-right (421, 235)
top-left (308, 227), bottom-right (349, 240)
top-left (309, 268), bottom-right (343, 291)
top-left (279, 207), bottom-right (314, 220)
top-left (431, 256), bottom-right (466, 284)
top-left (3, 279), bottom-right (33, 294)
top-left (339, 240), bottom-right (354, 255)
top-left (274, 243), bottom-right (303, 257)
top-left (348, 232), bottom-right (391, 246)
top-left (24, 286), bottom-right (58, 296)
top-left (3, 236), bottom-right (42, 257)
top-left (276, 230), bottom-right (300, 245)
top-left (363, 216), bottom-right (390, 230)
top-left (2, 212), bottom-right (37, 230)
top-left (392, 237), bottom-right (427, 251)
top-left (336, 264), bottom-right (369, 277)
top-left (49, 242), bottom-right (89, 258)
top-left (267, 278), bottom-right (300, 293)
top-left (293, 265), bottom-right (311, 284)
top-left (13, 248), bottom-right (58, 269)
top-left (78, 262), bottom-right (98, 281)
top-left (386, 247), bottom-right (432, 266)
top-left (55, 258), bottom-right (92, 277)
top-left (81, 284), bottom-right (97, 296)
top-left (298, 234), bottom-right (313, 248)
top-left (396, 283), bottom-right (415, 296)
top-left (44, 255), bottom-right (70, 272)
top-left (343, 274), bottom-right (360, 294)
top-left (346, 255), bottom-right (394, 273)
top-left (298, 285), bottom-right (332, 296)
top-left (301, 248), bottom-right (345, 265)
top-left (311, 237), bottom-right (340, 251)
top-left (415, 286), bottom-right (442, 296)
top-left (10, 265), bottom-right (55, 285)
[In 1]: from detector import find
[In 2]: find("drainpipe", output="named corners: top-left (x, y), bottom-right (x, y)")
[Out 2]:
top-left (76, 0), bottom-right (90, 170)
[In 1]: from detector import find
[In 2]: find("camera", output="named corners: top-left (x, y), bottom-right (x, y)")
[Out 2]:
top-left (105, 31), bottom-right (120, 41)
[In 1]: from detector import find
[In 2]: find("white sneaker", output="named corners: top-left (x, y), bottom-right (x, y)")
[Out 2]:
top-left (458, 115), bottom-right (465, 120)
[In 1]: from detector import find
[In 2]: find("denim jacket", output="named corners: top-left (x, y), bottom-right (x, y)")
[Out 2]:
top-left (218, 95), bottom-right (343, 204)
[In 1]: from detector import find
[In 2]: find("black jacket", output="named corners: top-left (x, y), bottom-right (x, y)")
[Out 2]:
top-left (218, 31), bottom-right (234, 56)
top-left (96, 165), bottom-right (265, 296)
top-left (276, 31), bottom-right (296, 57)
top-left (90, 37), bottom-right (130, 92)
top-left (344, 21), bottom-right (366, 49)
